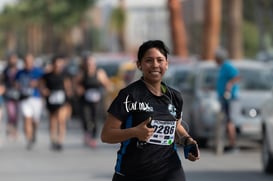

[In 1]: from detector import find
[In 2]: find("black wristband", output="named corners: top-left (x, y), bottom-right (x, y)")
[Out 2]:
top-left (184, 136), bottom-right (192, 146)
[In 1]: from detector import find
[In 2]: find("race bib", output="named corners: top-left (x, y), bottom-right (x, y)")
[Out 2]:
top-left (21, 87), bottom-right (33, 96)
top-left (147, 120), bottom-right (176, 146)
top-left (84, 88), bottom-right (101, 103)
top-left (6, 89), bottom-right (20, 100)
top-left (48, 90), bottom-right (65, 104)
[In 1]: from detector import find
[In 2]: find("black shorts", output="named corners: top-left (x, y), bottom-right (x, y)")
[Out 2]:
top-left (112, 167), bottom-right (185, 181)
top-left (46, 103), bottom-right (65, 114)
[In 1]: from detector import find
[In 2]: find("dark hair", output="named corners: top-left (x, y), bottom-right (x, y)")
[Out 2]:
top-left (52, 54), bottom-right (65, 64)
top-left (7, 51), bottom-right (18, 60)
top-left (137, 40), bottom-right (169, 62)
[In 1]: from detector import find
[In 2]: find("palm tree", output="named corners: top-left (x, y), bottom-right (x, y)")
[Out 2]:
top-left (201, 0), bottom-right (222, 61)
top-left (110, 0), bottom-right (127, 52)
top-left (227, 0), bottom-right (243, 60)
top-left (168, 0), bottom-right (188, 58)
top-left (0, 0), bottom-right (95, 56)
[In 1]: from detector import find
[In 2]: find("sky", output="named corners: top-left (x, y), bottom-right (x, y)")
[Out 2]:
top-left (0, 0), bottom-right (17, 12)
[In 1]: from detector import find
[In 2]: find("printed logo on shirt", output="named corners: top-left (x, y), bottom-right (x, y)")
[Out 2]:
top-left (123, 95), bottom-right (153, 113)
top-left (168, 104), bottom-right (176, 117)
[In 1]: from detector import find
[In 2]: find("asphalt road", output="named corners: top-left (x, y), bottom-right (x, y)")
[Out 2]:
top-left (0, 119), bottom-right (272, 181)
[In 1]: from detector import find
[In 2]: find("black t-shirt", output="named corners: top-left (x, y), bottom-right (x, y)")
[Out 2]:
top-left (42, 72), bottom-right (66, 106)
top-left (108, 79), bottom-right (184, 179)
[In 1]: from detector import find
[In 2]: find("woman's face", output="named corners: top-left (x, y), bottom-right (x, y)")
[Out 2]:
top-left (138, 48), bottom-right (168, 84)
top-left (86, 57), bottom-right (96, 72)
top-left (54, 58), bottom-right (65, 73)
top-left (9, 55), bottom-right (17, 66)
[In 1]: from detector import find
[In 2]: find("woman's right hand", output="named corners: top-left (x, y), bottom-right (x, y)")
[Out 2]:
top-left (134, 117), bottom-right (154, 141)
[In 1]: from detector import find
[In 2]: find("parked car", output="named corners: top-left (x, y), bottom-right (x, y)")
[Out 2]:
top-left (167, 60), bottom-right (273, 147)
top-left (163, 62), bottom-right (196, 128)
top-left (231, 61), bottom-right (272, 140)
top-left (186, 61), bottom-right (221, 147)
top-left (261, 92), bottom-right (273, 174)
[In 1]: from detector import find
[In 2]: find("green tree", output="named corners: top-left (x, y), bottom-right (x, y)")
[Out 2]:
top-left (0, 0), bottom-right (96, 56)
top-left (110, 0), bottom-right (127, 52)
top-left (243, 21), bottom-right (259, 58)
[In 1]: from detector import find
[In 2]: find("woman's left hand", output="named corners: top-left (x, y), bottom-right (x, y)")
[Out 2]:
top-left (185, 137), bottom-right (200, 161)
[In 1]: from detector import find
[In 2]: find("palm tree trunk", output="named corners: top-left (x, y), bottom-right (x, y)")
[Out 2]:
top-left (227, 0), bottom-right (243, 60)
top-left (201, 0), bottom-right (222, 61)
top-left (168, 0), bottom-right (188, 58)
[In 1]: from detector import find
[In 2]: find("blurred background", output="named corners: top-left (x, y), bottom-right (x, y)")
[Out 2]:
top-left (0, 0), bottom-right (273, 180)
top-left (0, 0), bottom-right (272, 60)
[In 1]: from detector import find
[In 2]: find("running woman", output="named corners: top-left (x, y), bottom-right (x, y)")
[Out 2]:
top-left (76, 53), bottom-right (112, 148)
top-left (3, 53), bottom-right (20, 140)
top-left (40, 55), bottom-right (71, 151)
top-left (101, 40), bottom-right (200, 181)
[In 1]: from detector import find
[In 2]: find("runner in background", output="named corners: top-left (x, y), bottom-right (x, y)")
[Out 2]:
top-left (75, 53), bottom-right (112, 148)
top-left (3, 53), bottom-right (20, 141)
top-left (15, 53), bottom-right (44, 150)
top-left (39, 55), bottom-right (71, 151)
top-left (0, 75), bottom-right (5, 146)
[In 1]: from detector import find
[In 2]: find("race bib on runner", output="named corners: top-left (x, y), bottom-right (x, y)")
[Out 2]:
top-left (147, 120), bottom-right (176, 146)
top-left (21, 87), bottom-right (33, 96)
top-left (85, 88), bottom-right (101, 102)
top-left (48, 90), bottom-right (65, 104)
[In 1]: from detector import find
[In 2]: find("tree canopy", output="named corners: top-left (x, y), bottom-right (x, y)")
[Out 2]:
top-left (0, 0), bottom-right (96, 56)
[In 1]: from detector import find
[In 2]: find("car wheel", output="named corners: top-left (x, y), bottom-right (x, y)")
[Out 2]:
top-left (262, 130), bottom-right (273, 174)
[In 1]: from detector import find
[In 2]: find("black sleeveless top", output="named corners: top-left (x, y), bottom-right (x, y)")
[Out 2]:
top-left (82, 71), bottom-right (102, 89)
top-left (81, 71), bottom-right (103, 103)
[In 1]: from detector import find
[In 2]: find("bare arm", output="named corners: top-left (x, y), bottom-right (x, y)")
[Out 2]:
top-left (176, 122), bottom-right (191, 139)
top-left (0, 84), bottom-right (5, 95)
top-left (176, 119), bottom-right (200, 161)
top-left (226, 76), bottom-right (240, 91)
top-left (38, 78), bottom-right (49, 97)
top-left (97, 69), bottom-right (113, 92)
top-left (74, 72), bottom-right (85, 97)
top-left (64, 77), bottom-right (73, 98)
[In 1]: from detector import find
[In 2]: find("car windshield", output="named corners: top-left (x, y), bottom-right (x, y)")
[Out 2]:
top-left (171, 70), bottom-right (193, 90)
top-left (200, 68), bottom-right (218, 90)
top-left (239, 68), bottom-right (272, 90)
top-left (164, 65), bottom-right (194, 91)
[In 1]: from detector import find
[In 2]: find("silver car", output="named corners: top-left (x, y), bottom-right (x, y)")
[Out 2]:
top-left (188, 61), bottom-right (221, 147)
top-left (261, 92), bottom-right (273, 174)
top-left (164, 62), bottom-right (196, 132)
top-left (230, 61), bottom-right (272, 141)
top-left (168, 60), bottom-right (272, 147)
